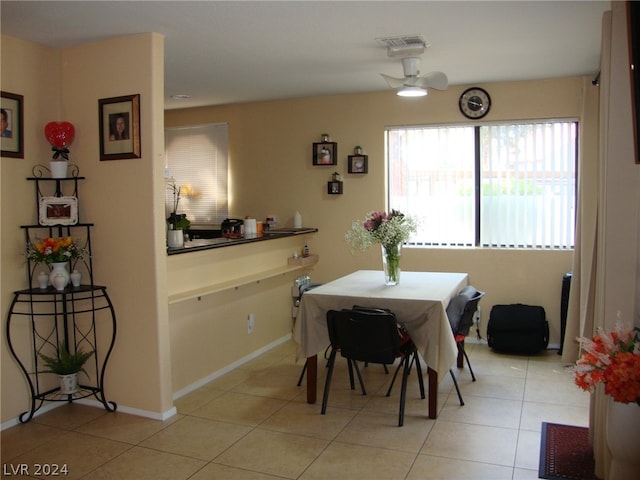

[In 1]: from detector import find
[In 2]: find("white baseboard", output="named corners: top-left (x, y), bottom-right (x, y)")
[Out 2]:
top-left (1, 334), bottom-right (292, 431)
top-left (172, 333), bottom-right (292, 401)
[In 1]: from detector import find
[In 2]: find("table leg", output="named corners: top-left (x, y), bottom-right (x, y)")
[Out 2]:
top-left (306, 354), bottom-right (317, 403)
top-left (427, 367), bottom-right (437, 419)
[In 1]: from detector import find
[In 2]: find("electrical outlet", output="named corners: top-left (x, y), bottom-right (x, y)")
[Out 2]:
top-left (247, 313), bottom-right (255, 334)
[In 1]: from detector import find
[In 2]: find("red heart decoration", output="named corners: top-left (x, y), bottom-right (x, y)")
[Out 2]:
top-left (44, 121), bottom-right (75, 149)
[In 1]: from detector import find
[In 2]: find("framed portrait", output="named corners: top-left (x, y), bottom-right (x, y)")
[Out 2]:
top-left (628, 1), bottom-right (640, 163)
top-left (39, 196), bottom-right (78, 226)
top-left (1, 91), bottom-right (24, 158)
top-left (348, 155), bottom-right (368, 174)
top-left (327, 180), bottom-right (343, 195)
top-left (312, 142), bottom-right (337, 166)
top-left (98, 94), bottom-right (141, 161)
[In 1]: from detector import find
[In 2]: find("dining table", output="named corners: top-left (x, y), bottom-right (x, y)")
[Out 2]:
top-left (292, 269), bottom-right (469, 419)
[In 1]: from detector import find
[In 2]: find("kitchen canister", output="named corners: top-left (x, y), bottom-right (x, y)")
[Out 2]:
top-left (243, 218), bottom-right (257, 235)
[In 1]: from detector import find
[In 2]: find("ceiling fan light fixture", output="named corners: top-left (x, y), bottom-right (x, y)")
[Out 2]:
top-left (397, 85), bottom-right (427, 97)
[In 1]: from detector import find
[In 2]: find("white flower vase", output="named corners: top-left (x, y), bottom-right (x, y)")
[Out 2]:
top-left (50, 160), bottom-right (69, 178)
top-left (167, 229), bottom-right (184, 248)
top-left (49, 262), bottom-right (70, 289)
top-left (70, 269), bottom-right (82, 287)
top-left (37, 271), bottom-right (49, 289)
top-left (58, 373), bottom-right (79, 394)
top-left (606, 397), bottom-right (640, 480)
top-left (381, 244), bottom-right (401, 285)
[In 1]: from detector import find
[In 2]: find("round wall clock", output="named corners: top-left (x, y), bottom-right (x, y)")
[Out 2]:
top-left (459, 87), bottom-right (491, 120)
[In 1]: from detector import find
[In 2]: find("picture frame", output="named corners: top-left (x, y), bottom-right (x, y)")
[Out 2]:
top-left (1, 91), bottom-right (24, 158)
top-left (39, 196), bottom-right (78, 226)
top-left (98, 94), bottom-right (141, 161)
top-left (348, 154), bottom-right (368, 174)
top-left (327, 180), bottom-right (343, 195)
top-left (313, 142), bottom-right (337, 165)
top-left (628, 1), bottom-right (640, 164)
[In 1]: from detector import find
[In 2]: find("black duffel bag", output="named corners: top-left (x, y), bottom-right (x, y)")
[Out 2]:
top-left (487, 304), bottom-right (549, 355)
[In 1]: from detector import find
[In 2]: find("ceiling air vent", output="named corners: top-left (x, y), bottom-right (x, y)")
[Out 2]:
top-left (376, 34), bottom-right (429, 57)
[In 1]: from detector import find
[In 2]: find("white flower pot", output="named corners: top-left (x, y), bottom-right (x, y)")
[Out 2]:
top-left (606, 397), bottom-right (640, 480)
top-left (58, 373), bottom-right (79, 394)
top-left (50, 160), bottom-right (69, 179)
top-left (167, 230), bottom-right (184, 248)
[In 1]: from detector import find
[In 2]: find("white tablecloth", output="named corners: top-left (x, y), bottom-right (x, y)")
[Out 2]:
top-left (293, 270), bottom-right (468, 382)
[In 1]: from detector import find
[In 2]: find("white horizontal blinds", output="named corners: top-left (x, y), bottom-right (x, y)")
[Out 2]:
top-left (480, 122), bottom-right (576, 248)
top-left (387, 126), bottom-right (475, 246)
top-left (165, 123), bottom-right (229, 225)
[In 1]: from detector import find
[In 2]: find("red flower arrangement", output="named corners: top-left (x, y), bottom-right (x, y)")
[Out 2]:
top-left (573, 318), bottom-right (640, 405)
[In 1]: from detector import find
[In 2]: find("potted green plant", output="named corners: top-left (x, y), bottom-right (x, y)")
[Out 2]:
top-left (39, 342), bottom-right (94, 394)
top-left (167, 180), bottom-right (191, 247)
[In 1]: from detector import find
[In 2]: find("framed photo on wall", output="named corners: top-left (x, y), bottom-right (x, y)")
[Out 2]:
top-left (348, 154), bottom-right (368, 174)
top-left (327, 180), bottom-right (343, 194)
top-left (99, 94), bottom-right (141, 161)
top-left (313, 142), bottom-right (337, 165)
top-left (628, 1), bottom-right (640, 164)
top-left (1, 91), bottom-right (24, 158)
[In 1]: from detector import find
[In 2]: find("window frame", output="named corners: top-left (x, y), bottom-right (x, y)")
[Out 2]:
top-left (386, 119), bottom-right (578, 250)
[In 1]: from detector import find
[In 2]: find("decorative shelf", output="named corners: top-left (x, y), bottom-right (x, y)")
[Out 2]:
top-left (168, 256), bottom-right (318, 304)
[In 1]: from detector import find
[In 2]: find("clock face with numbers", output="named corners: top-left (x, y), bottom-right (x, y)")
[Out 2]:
top-left (459, 87), bottom-right (491, 120)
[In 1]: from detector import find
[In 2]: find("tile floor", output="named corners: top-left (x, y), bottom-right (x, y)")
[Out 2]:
top-left (1, 340), bottom-right (589, 480)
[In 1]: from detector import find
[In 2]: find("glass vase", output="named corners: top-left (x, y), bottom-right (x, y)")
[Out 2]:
top-left (381, 243), bottom-right (401, 285)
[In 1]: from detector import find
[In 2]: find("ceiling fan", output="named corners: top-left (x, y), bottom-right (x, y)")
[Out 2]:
top-left (381, 56), bottom-right (449, 97)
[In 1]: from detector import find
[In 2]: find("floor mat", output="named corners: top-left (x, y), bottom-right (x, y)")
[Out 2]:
top-left (539, 422), bottom-right (601, 480)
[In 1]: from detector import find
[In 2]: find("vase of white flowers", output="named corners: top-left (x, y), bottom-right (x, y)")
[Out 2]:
top-left (345, 210), bottom-right (417, 285)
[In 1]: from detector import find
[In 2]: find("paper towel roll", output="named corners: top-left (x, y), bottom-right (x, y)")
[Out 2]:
top-left (243, 218), bottom-right (257, 235)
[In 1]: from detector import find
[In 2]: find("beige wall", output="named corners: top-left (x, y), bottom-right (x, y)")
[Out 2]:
top-left (1, 33), bottom-right (172, 425)
top-left (1, 30), bottom-right (599, 426)
top-left (165, 77), bottom-right (594, 361)
top-left (1, 35), bottom-right (61, 425)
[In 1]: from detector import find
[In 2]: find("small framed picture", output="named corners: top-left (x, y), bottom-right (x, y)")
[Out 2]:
top-left (313, 142), bottom-right (337, 165)
top-left (39, 196), bottom-right (79, 226)
top-left (1, 91), bottom-right (24, 158)
top-left (348, 155), bottom-right (368, 174)
top-left (99, 94), bottom-right (141, 161)
top-left (327, 180), bottom-right (343, 195)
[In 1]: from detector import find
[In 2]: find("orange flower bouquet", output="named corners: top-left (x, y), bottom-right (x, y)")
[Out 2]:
top-left (573, 319), bottom-right (640, 405)
top-left (26, 236), bottom-right (85, 265)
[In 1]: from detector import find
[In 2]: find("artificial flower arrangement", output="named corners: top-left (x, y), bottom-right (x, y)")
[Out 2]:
top-left (344, 209), bottom-right (417, 254)
top-left (573, 318), bottom-right (640, 405)
top-left (167, 180), bottom-right (191, 230)
top-left (26, 236), bottom-right (85, 265)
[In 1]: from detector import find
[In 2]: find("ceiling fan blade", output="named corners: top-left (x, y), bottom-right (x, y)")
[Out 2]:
top-left (414, 71), bottom-right (449, 90)
top-left (380, 73), bottom-right (406, 89)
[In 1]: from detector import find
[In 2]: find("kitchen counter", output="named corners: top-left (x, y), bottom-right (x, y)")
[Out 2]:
top-left (167, 227), bottom-right (318, 255)
top-left (166, 227), bottom-right (319, 303)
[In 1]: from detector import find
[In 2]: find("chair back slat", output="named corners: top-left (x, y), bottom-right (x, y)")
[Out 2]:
top-left (326, 309), bottom-right (400, 365)
top-left (456, 291), bottom-right (485, 336)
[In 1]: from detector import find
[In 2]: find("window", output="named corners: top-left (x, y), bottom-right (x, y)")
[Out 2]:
top-left (387, 120), bottom-right (577, 249)
top-left (164, 123), bottom-right (228, 225)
